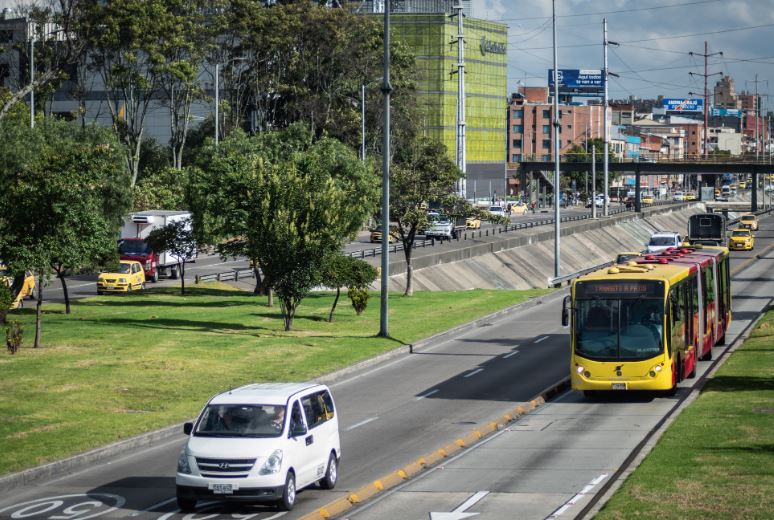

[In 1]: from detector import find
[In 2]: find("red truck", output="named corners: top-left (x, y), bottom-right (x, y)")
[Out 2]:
top-left (119, 210), bottom-right (192, 282)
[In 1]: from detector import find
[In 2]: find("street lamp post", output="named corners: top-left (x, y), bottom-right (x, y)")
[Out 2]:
top-left (29, 31), bottom-right (35, 129)
top-left (551, 0), bottom-right (560, 279)
top-left (379, 0), bottom-right (392, 338)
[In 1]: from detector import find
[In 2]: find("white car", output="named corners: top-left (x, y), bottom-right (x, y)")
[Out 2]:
top-left (176, 383), bottom-right (341, 512)
top-left (672, 191), bottom-right (685, 201)
top-left (646, 231), bottom-right (683, 253)
top-left (488, 206), bottom-right (505, 218)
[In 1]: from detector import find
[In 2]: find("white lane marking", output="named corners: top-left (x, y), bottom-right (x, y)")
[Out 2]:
top-left (263, 513), bottom-right (288, 520)
top-left (534, 336), bottom-right (549, 344)
top-left (464, 368), bottom-right (484, 378)
top-left (545, 473), bottom-right (608, 518)
top-left (416, 389), bottom-right (439, 400)
top-left (346, 417), bottom-right (379, 431)
top-left (453, 490), bottom-right (489, 512)
top-left (130, 497), bottom-right (176, 517)
top-left (502, 351), bottom-right (519, 359)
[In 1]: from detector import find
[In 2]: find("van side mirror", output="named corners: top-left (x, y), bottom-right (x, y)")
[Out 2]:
top-left (183, 422), bottom-right (193, 435)
top-left (561, 295), bottom-right (571, 327)
top-left (289, 422), bottom-right (307, 438)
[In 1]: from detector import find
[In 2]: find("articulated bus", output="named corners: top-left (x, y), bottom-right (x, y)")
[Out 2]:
top-left (562, 246), bottom-right (730, 395)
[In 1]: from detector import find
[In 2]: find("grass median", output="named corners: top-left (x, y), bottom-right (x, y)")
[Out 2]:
top-left (596, 307), bottom-right (774, 520)
top-left (0, 284), bottom-right (551, 477)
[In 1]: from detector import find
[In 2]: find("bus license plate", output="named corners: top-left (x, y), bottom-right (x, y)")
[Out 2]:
top-left (611, 383), bottom-right (627, 390)
top-left (211, 484), bottom-right (233, 495)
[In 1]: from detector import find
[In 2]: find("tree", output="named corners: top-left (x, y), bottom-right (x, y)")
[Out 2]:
top-left (563, 138), bottom-right (620, 196)
top-left (187, 126), bottom-right (377, 330)
top-left (146, 219), bottom-right (198, 295)
top-left (390, 137), bottom-right (462, 296)
top-left (81, 0), bottom-right (173, 185)
top-left (0, 1), bottom-right (88, 123)
top-left (320, 254), bottom-right (377, 322)
top-left (0, 119), bottom-right (130, 342)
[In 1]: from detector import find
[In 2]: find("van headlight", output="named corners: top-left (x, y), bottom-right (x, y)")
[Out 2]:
top-left (177, 450), bottom-right (192, 474)
top-left (259, 450), bottom-right (283, 475)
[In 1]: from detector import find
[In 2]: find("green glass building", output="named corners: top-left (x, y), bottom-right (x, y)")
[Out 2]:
top-left (357, 1), bottom-right (509, 198)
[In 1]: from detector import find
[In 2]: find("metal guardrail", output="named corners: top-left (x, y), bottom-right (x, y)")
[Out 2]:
top-left (195, 267), bottom-right (255, 284)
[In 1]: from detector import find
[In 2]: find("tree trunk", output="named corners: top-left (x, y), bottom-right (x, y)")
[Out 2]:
top-left (403, 240), bottom-right (414, 296)
top-left (328, 287), bottom-right (341, 322)
top-left (281, 297), bottom-right (295, 331)
top-left (179, 261), bottom-right (185, 295)
top-left (57, 268), bottom-right (71, 315)
top-left (252, 265), bottom-right (263, 295)
top-left (34, 277), bottom-right (43, 348)
top-left (268, 288), bottom-right (274, 308)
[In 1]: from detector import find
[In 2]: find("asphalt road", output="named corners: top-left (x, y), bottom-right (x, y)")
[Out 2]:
top-left (0, 212), bottom-right (770, 520)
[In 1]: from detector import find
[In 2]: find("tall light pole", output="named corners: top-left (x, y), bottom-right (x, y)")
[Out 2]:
top-left (379, 0), bottom-right (392, 338)
top-left (452, 2), bottom-right (466, 198)
top-left (29, 30), bottom-right (35, 129)
top-left (361, 83), bottom-right (366, 161)
top-left (552, 0), bottom-right (560, 279)
top-left (689, 42), bottom-right (722, 159)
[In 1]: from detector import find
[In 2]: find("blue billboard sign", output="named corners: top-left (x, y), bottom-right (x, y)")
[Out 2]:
top-left (662, 98), bottom-right (704, 112)
top-left (548, 69), bottom-right (604, 93)
top-left (711, 107), bottom-right (741, 117)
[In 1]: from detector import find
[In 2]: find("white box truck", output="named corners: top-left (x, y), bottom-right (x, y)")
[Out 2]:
top-left (119, 210), bottom-right (192, 282)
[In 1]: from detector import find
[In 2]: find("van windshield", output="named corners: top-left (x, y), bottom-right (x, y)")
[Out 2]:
top-left (194, 404), bottom-right (286, 438)
top-left (118, 240), bottom-right (150, 255)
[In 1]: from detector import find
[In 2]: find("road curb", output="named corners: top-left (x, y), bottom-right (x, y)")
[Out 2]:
top-left (0, 289), bottom-right (566, 494)
top-left (299, 377), bottom-right (572, 520)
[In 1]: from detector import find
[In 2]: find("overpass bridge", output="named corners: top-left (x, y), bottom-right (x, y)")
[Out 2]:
top-left (518, 160), bottom-right (774, 212)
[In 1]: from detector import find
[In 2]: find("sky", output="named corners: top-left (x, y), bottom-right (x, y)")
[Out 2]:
top-left (473, 0), bottom-right (774, 108)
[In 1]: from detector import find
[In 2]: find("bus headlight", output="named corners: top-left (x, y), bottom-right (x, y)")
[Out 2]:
top-left (649, 364), bottom-right (663, 377)
top-left (576, 365), bottom-right (584, 374)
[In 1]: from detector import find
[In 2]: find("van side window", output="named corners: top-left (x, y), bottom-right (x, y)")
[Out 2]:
top-left (301, 390), bottom-right (335, 430)
top-left (289, 401), bottom-right (304, 432)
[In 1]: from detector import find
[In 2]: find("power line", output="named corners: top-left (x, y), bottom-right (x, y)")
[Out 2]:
top-left (493, 0), bottom-right (722, 23)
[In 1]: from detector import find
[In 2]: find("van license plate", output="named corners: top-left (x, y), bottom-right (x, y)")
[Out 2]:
top-left (211, 484), bottom-right (233, 495)
top-left (611, 383), bottom-right (626, 390)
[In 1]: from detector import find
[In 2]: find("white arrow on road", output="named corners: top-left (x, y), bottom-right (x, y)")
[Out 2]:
top-left (429, 490), bottom-right (489, 520)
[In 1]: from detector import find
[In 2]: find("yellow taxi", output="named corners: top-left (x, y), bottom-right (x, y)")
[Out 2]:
top-left (728, 228), bottom-right (754, 251)
top-left (369, 229), bottom-right (398, 243)
top-left (739, 181), bottom-right (747, 189)
top-left (739, 214), bottom-right (758, 231)
top-left (640, 194), bottom-right (654, 205)
top-left (510, 202), bottom-right (528, 216)
top-left (714, 188), bottom-right (721, 197)
top-left (97, 260), bottom-right (146, 294)
top-left (684, 192), bottom-right (696, 201)
top-left (465, 216), bottom-right (481, 229)
top-left (0, 262), bottom-right (35, 309)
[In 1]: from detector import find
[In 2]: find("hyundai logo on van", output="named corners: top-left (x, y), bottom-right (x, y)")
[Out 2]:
top-left (219, 462), bottom-right (230, 470)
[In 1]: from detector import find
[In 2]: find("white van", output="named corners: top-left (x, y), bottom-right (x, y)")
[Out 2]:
top-left (176, 383), bottom-right (341, 512)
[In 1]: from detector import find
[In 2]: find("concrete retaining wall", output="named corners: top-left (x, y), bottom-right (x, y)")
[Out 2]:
top-left (387, 204), bottom-right (730, 291)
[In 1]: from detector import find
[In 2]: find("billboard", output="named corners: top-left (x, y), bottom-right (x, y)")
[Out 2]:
top-left (711, 107), bottom-right (741, 117)
top-left (662, 98), bottom-right (704, 112)
top-left (547, 69), bottom-right (604, 96)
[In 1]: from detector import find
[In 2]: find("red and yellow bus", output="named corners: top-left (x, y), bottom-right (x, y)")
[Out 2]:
top-left (562, 245), bottom-right (730, 395)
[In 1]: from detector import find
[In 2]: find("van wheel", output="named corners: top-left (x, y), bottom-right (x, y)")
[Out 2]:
top-left (277, 471), bottom-right (296, 511)
top-left (176, 487), bottom-right (196, 512)
top-left (151, 271), bottom-right (159, 283)
top-left (319, 452), bottom-right (338, 490)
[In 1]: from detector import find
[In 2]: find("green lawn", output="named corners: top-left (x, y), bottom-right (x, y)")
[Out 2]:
top-left (0, 284), bottom-right (550, 476)
top-left (596, 308), bottom-right (774, 520)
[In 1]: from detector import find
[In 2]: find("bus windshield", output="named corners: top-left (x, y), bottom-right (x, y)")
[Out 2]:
top-left (575, 299), bottom-right (664, 361)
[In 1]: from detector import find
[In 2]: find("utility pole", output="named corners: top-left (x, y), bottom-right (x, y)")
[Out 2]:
top-left (603, 19), bottom-right (619, 216)
top-left (451, 2), bottom-right (466, 198)
top-left (689, 42), bottom-right (722, 159)
top-left (360, 83), bottom-right (366, 161)
top-left (379, 0), bottom-right (392, 338)
top-left (592, 145), bottom-right (597, 219)
top-left (29, 30), bottom-right (35, 129)
top-left (551, 0), bottom-right (560, 278)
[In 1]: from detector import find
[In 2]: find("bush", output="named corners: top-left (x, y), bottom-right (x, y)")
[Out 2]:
top-left (0, 283), bottom-right (13, 325)
top-left (6, 321), bottom-right (22, 354)
top-left (348, 287), bottom-right (369, 316)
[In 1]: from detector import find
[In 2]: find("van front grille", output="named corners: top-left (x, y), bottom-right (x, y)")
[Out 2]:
top-left (195, 457), bottom-right (256, 479)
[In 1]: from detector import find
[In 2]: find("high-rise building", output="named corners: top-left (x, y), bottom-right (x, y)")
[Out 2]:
top-left (357, 0), bottom-right (507, 198)
top-left (714, 75), bottom-right (741, 109)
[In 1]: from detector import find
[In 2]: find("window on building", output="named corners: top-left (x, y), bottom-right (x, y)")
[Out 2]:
top-left (511, 154), bottom-right (522, 162)
top-left (567, 124), bottom-right (572, 129)
top-left (512, 124), bottom-right (523, 133)
top-left (542, 125), bottom-right (551, 134)
top-left (512, 139), bottom-right (522, 148)
top-left (542, 139), bottom-right (551, 149)
top-left (512, 109), bottom-right (524, 118)
top-left (542, 109), bottom-right (551, 118)
top-left (542, 154), bottom-right (551, 161)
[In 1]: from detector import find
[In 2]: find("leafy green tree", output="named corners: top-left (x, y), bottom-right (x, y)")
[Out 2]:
top-left (187, 126), bottom-right (377, 330)
top-left (132, 167), bottom-right (188, 211)
top-left (0, 283), bottom-right (13, 326)
top-left (390, 137), bottom-right (462, 296)
top-left (562, 138), bottom-right (619, 195)
top-left (146, 219), bottom-right (198, 295)
top-left (320, 254), bottom-right (377, 322)
top-left (80, 0), bottom-right (172, 185)
top-left (0, 120), bottom-right (130, 342)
